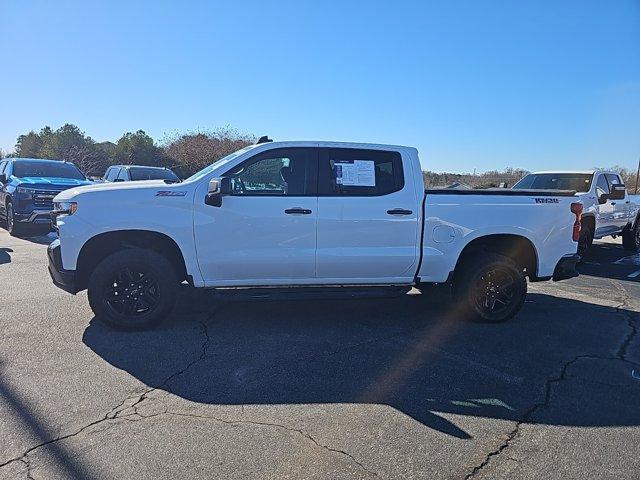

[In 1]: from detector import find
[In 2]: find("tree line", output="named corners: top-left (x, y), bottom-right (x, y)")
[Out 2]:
top-left (1, 124), bottom-right (255, 179)
top-left (1, 124), bottom-right (636, 190)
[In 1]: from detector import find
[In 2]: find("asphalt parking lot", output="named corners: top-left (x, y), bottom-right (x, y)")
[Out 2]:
top-left (1, 230), bottom-right (639, 480)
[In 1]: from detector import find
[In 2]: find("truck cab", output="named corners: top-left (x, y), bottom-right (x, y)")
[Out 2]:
top-left (0, 158), bottom-right (93, 237)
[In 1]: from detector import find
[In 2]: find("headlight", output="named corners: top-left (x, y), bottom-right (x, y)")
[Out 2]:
top-left (16, 186), bottom-right (34, 197)
top-left (53, 201), bottom-right (78, 216)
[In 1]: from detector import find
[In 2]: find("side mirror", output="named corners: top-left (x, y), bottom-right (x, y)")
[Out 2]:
top-left (609, 184), bottom-right (626, 201)
top-left (598, 193), bottom-right (609, 205)
top-left (205, 177), bottom-right (231, 207)
top-left (0, 173), bottom-right (6, 184)
top-left (113, 178), bottom-right (125, 183)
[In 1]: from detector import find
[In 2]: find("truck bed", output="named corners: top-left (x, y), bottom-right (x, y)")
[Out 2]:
top-left (425, 188), bottom-right (577, 197)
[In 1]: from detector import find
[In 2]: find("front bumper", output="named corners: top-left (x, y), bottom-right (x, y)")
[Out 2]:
top-left (47, 239), bottom-right (78, 294)
top-left (552, 254), bottom-right (580, 281)
top-left (15, 209), bottom-right (54, 225)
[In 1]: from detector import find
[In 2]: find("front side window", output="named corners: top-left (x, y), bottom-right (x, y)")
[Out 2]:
top-left (605, 174), bottom-right (623, 186)
top-left (116, 169), bottom-right (129, 181)
top-left (318, 148), bottom-right (404, 196)
top-left (104, 167), bottom-right (118, 181)
top-left (13, 161), bottom-right (85, 180)
top-left (225, 148), bottom-right (316, 196)
top-left (595, 174), bottom-right (610, 196)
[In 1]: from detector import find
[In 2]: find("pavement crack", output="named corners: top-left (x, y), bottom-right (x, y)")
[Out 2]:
top-left (0, 307), bottom-right (219, 476)
top-left (465, 280), bottom-right (639, 479)
top-left (162, 411), bottom-right (378, 477)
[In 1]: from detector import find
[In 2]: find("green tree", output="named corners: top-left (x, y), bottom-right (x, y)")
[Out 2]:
top-left (114, 130), bottom-right (160, 165)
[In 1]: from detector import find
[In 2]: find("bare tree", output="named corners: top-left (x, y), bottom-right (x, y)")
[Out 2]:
top-left (162, 127), bottom-right (255, 177)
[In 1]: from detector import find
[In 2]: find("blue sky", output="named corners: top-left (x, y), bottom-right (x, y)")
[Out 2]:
top-left (1, 0), bottom-right (639, 173)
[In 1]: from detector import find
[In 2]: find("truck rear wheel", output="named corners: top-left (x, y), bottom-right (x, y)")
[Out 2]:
top-left (454, 253), bottom-right (527, 323)
top-left (622, 220), bottom-right (640, 252)
top-left (88, 248), bottom-right (178, 330)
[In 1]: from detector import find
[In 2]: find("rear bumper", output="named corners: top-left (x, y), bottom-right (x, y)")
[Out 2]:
top-left (552, 254), bottom-right (580, 281)
top-left (47, 239), bottom-right (77, 294)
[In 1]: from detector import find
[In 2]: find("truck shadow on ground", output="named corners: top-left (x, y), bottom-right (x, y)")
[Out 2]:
top-left (83, 289), bottom-right (640, 440)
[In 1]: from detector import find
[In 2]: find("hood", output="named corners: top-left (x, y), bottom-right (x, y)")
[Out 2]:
top-left (53, 179), bottom-right (171, 201)
top-left (16, 176), bottom-right (93, 187)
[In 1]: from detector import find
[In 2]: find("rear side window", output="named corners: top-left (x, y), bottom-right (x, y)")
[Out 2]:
top-left (318, 148), bottom-right (404, 196)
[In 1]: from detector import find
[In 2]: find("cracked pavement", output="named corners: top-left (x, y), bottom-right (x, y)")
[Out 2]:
top-left (1, 231), bottom-right (639, 479)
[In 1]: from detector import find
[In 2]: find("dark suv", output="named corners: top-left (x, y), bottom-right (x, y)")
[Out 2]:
top-left (0, 158), bottom-right (93, 237)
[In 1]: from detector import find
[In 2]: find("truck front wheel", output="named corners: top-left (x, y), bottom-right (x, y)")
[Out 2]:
top-left (88, 248), bottom-right (178, 330)
top-left (454, 253), bottom-right (527, 323)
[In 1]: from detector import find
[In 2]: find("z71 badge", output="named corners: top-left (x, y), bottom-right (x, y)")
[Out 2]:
top-left (155, 191), bottom-right (187, 197)
top-left (534, 198), bottom-right (559, 203)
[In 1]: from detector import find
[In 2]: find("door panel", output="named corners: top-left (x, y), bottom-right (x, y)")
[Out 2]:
top-left (594, 174), bottom-right (617, 237)
top-left (193, 147), bottom-right (319, 286)
top-left (316, 148), bottom-right (419, 282)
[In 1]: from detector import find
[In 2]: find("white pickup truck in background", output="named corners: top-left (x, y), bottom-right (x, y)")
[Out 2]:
top-left (48, 140), bottom-right (581, 330)
top-left (513, 170), bottom-right (640, 255)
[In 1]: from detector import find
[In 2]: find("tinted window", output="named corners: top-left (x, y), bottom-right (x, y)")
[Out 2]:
top-left (318, 148), bottom-right (404, 196)
top-left (0, 161), bottom-right (6, 175)
top-left (129, 167), bottom-right (179, 181)
top-left (595, 174), bottom-right (610, 195)
top-left (226, 148), bottom-right (317, 196)
top-left (104, 167), bottom-right (119, 181)
top-left (513, 173), bottom-right (593, 192)
top-left (606, 174), bottom-right (622, 186)
top-left (116, 168), bottom-right (129, 181)
top-left (13, 161), bottom-right (85, 180)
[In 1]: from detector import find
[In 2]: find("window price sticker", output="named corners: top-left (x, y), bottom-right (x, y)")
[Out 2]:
top-left (335, 160), bottom-right (375, 186)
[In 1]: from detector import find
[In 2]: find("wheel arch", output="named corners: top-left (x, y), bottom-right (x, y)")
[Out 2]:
top-left (454, 233), bottom-right (538, 280)
top-left (75, 230), bottom-right (188, 292)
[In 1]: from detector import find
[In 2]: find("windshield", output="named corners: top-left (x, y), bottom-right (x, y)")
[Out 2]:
top-left (183, 145), bottom-right (259, 183)
top-left (129, 167), bottom-right (180, 181)
top-left (13, 160), bottom-right (86, 180)
top-left (513, 173), bottom-right (593, 192)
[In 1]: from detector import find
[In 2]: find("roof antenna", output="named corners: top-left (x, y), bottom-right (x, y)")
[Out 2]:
top-left (256, 135), bottom-right (273, 144)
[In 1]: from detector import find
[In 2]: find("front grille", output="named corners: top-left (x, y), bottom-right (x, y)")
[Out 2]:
top-left (32, 189), bottom-right (62, 207)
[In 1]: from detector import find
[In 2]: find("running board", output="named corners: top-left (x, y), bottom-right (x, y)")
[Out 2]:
top-left (213, 285), bottom-right (412, 302)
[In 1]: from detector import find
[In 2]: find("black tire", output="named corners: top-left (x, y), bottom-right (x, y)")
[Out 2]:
top-left (577, 223), bottom-right (594, 258)
top-left (622, 219), bottom-right (640, 252)
top-left (6, 202), bottom-right (25, 237)
top-left (454, 252), bottom-right (527, 323)
top-left (88, 248), bottom-right (178, 330)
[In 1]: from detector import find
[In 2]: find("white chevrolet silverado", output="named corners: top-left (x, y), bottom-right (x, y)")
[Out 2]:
top-left (48, 140), bottom-right (582, 330)
top-left (513, 170), bottom-right (640, 255)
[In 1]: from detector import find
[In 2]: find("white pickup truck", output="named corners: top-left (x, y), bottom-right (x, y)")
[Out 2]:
top-left (513, 170), bottom-right (640, 255)
top-left (48, 140), bottom-right (581, 330)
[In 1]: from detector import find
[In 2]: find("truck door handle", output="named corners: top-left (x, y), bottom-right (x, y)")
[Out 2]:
top-left (284, 208), bottom-right (312, 215)
top-left (387, 208), bottom-right (413, 215)
top-left (610, 202), bottom-right (616, 205)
